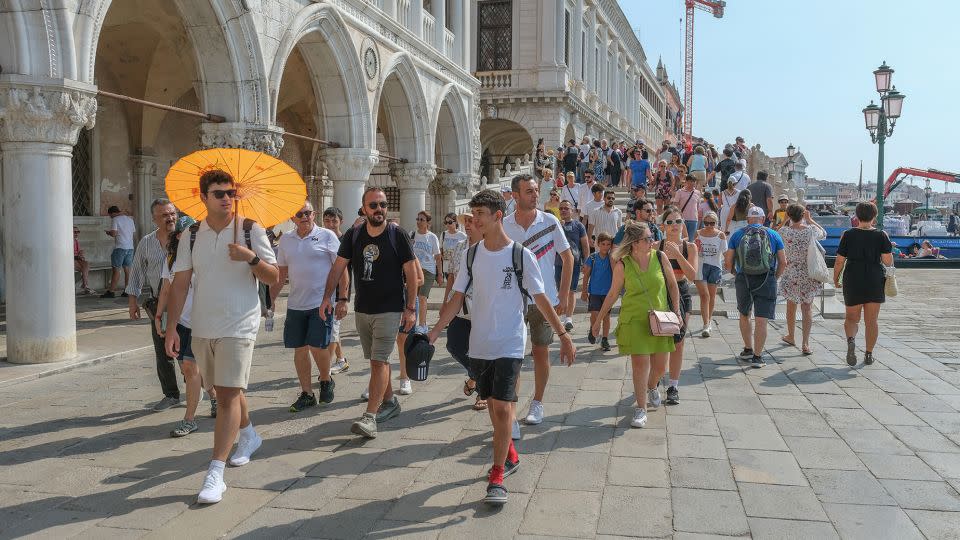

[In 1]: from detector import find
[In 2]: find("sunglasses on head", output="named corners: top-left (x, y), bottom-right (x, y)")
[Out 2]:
top-left (664, 219), bottom-right (683, 225)
top-left (208, 189), bottom-right (237, 199)
top-left (295, 210), bottom-right (313, 218)
top-left (367, 201), bottom-right (388, 209)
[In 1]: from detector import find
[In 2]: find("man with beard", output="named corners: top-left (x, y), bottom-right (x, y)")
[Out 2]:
top-left (126, 198), bottom-right (182, 411)
top-left (320, 187), bottom-right (419, 438)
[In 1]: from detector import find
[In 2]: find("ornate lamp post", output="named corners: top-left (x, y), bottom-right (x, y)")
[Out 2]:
top-left (924, 178), bottom-right (933, 216)
top-left (863, 61), bottom-right (906, 229)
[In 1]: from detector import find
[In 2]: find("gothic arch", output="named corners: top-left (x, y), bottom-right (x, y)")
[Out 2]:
top-left (432, 84), bottom-right (472, 174)
top-left (373, 52), bottom-right (431, 163)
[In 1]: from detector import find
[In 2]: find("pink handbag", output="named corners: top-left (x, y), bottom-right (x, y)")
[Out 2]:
top-left (648, 309), bottom-right (682, 337)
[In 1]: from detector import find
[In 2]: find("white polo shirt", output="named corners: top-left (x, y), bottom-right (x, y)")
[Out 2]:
top-left (503, 210), bottom-right (570, 306)
top-left (589, 206), bottom-right (623, 238)
top-left (171, 218), bottom-right (277, 340)
top-left (277, 224), bottom-right (340, 311)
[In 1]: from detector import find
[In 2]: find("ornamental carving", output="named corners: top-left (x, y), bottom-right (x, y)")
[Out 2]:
top-left (0, 86), bottom-right (97, 145)
top-left (440, 173), bottom-right (475, 198)
top-left (200, 123), bottom-right (285, 157)
top-left (390, 163), bottom-right (435, 191)
top-left (322, 148), bottom-right (380, 180)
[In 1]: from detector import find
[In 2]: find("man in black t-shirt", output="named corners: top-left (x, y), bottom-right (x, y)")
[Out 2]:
top-left (715, 147), bottom-right (737, 188)
top-left (321, 187), bottom-right (418, 439)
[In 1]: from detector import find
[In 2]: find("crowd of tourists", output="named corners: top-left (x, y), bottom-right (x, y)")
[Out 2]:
top-left (101, 134), bottom-right (895, 508)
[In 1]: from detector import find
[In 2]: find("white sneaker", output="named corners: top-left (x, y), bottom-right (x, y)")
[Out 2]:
top-left (360, 389), bottom-right (370, 401)
top-left (524, 400), bottom-right (544, 425)
top-left (631, 408), bottom-right (648, 428)
top-left (197, 470), bottom-right (226, 504)
top-left (228, 431), bottom-right (262, 467)
top-left (399, 379), bottom-right (413, 395)
top-left (330, 358), bottom-right (349, 374)
top-left (511, 419), bottom-right (522, 440)
top-left (647, 387), bottom-right (662, 409)
top-left (701, 322), bottom-right (712, 338)
top-left (563, 316), bottom-right (574, 332)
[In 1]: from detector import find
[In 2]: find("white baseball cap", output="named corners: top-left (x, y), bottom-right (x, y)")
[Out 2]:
top-left (747, 206), bottom-right (766, 219)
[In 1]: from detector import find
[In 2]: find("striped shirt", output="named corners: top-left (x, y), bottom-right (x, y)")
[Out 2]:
top-left (125, 229), bottom-right (167, 299)
top-left (589, 206), bottom-right (623, 238)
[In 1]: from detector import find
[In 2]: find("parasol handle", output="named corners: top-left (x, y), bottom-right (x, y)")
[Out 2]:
top-left (234, 198), bottom-right (239, 245)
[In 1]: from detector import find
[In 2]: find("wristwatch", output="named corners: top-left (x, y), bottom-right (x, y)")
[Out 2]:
top-left (336, 297), bottom-right (349, 302)
top-left (247, 255), bottom-right (260, 266)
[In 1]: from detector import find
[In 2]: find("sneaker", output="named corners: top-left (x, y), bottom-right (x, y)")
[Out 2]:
top-left (289, 391), bottom-right (317, 413)
top-left (563, 317), bottom-right (574, 332)
top-left (351, 412), bottom-right (377, 438)
top-left (330, 358), bottom-right (350, 374)
top-left (152, 396), bottom-right (181, 412)
top-left (647, 386), bottom-right (662, 409)
top-left (751, 355), bottom-right (766, 369)
top-left (360, 389), bottom-right (370, 402)
top-left (120, 292), bottom-right (129, 298)
top-left (846, 338), bottom-right (857, 366)
top-left (228, 430), bottom-right (262, 466)
top-left (511, 419), bottom-right (522, 441)
top-left (318, 379), bottom-right (335, 404)
top-left (487, 458), bottom-right (521, 480)
top-left (210, 398), bottom-right (217, 418)
top-left (483, 483), bottom-right (508, 506)
top-left (399, 378), bottom-right (413, 395)
top-left (196, 470), bottom-right (226, 504)
top-left (100, 291), bottom-right (115, 299)
top-left (864, 352), bottom-right (874, 366)
top-left (170, 419), bottom-right (198, 438)
top-left (587, 331), bottom-right (596, 345)
top-left (82, 287), bottom-right (97, 295)
top-left (630, 408), bottom-right (648, 428)
top-left (739, 347), bottom-right (754, 360)
top-left (524, 400), bottom-right (544, 425)
top-left (665, 386), bottom-right (680, 405)
top-left (376, 396), bottom-right (401, 423)
top-left (600, 337), bottom-right (611, 351)
top-left (701, 322), bottom-right (712, 338)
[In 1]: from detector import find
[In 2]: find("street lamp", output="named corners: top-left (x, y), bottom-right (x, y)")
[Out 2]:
top-left (925, 178), bottom-right (933, 216)
top-left (862, 61), bottom-right (906, 230)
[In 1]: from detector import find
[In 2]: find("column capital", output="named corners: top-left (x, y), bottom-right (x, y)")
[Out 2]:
top-left (0, 82), bottom-right (97, 146)
top-left (439, 172), bottom-right (479, 198)
top-left (391, 162), bottom-right (436, 191)
top-left (200, 122), bottom-right (285, 157)
top-left (322, 147), bottom-right (380, 179)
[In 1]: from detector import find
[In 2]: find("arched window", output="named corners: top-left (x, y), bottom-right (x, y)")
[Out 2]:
top-left (477, 0), bottom-right (512, 71)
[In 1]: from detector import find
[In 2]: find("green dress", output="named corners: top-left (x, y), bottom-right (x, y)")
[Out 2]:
top-left (615, 250), bottom-right (677, 355)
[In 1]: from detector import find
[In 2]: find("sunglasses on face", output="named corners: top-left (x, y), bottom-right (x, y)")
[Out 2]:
top-left (367, 201), bottom-right (388, 209)
top-left (703, 221), bottom-right (716, 226)
top-left (295, 211), bottom-right (313, 218)
top-left (444, 220), bottom-right (455, 225)
top-left (416, 217), bottom-right (428, 222)
top-left (664, 219), bottom-right (683, 225)
top-left (208, 189), bottom-right (237, 200)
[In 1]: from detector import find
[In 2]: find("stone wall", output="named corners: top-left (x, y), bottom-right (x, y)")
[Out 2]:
top-left (747, 144), bottom-right (798, 202)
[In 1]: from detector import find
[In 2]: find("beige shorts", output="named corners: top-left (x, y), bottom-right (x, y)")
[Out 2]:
top-left (355, 311), bottom-right (402, 364)
top-left (193, 337), bottom-right (255, 389)
top-left (525, 305), bottom-right (555, 347)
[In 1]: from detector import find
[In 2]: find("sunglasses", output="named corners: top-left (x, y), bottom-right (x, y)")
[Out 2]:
top-left (638, 208), bottom-right (652, 213)
top-left (367, 202), bottom-right (388, 209)
top-left (295, 211), bottom-right (313, 218)
top-left (640, 236), bottom-right (654, 242)
top-left (444, 220), bottom-right (455, 225)
top-left (208, 189), bottom-right (237, 199)
top-left (664, 219), bottom-right (684, 225)
top-left (416, 217), bottom-right (428, 222)
top-left (703, 221), bottom-right (717, 226)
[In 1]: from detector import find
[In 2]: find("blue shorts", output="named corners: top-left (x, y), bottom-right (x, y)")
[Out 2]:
top-left (684, 220), bottom-right (698, 241)
top-left (735, 272), bottom-right (778, 320)
top-left (699, 264), bottom-right (722, 285)
top-left (176, 324), bottom-right (194, 362)
top-left (283, 308), bottom-right (332, 349)
top-left (555, 259), bottom-right (582, 292)
top-left (110, 248), bottom-right (134, 268)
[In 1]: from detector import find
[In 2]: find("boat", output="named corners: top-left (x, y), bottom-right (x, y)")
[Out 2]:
top-left (812, 214), bottom-right (960, 259)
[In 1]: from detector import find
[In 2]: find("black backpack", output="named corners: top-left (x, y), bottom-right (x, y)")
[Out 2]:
top-left (462, 242), bottom-right (531, 315)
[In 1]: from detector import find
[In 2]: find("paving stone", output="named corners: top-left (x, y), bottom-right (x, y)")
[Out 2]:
top-left (225, 507), bottom-right (312, 539)
top-left (666, 414), bottom-right (720, 436)
top-left (879, 479), bottom-right (960, 511)
top-left (143, 488), bottom-right (278, 539)
top-left (822, 503), bottom-right (924, 540)
top-left (919, 451), bottom-right (960, 479)
top-left (746, 517), bottom-right (839, 540)
top-left (858, 453), bottom-right (942, 481)
top-left (611, 427), bottom-right (667, 459)
top-left (758, 394), bottom-right (815, 411)
top-left (338, 465), bottom-right (420, 500)
top-left (716, 413), bottom-right (789, 451)
top-left (663, 398), bottom-right (714, 416)
top-left (737, 483), bottom-right (828, 521)
top-left (538, 449), bottom-right (606, 492)
top-left (597, 486), bottom-right (671, 537)
top-left (707, 394), bottom-right (764, 414)
top-left (384, 482), bottom-right (471, 524)
top-left (727, 449), bottom-right (808, 486)
top-left (667, 434), bottom-right (728, 460)
top-left (671, 488), bottom-right (749, 536)
top-left (519, 489), bottom-right (601, 538)
top-left (304, 448), bottom-right (383, 478)
top-left (836, 428), bottom-right (913, 455)
top-left (554, 424), bottom-right (614, 453)
top-left (767, 409), bottom-right (836, 438)
top-left (0, 509), bottom-right (107, 539)
top-left (783, 436), bottom-right (865, 470)
top-left (805, 393), bottom-right (862, 410)
top-left (887, 424), bottom-right (960, 453)
top-left (804, 469), bottom-right (896, 505)
top-left (819, 407), bottom-right (883, 431)
top-left (267, 476), bottom-right (354, 510)
top-left (295, 498), bottom-right (393, 540)
top-left (607, 456), bottom-right (669, 488)
top-left (670, 457), bottom-right (736, 490)
top-left (904, 509), bottom-right (960, 540)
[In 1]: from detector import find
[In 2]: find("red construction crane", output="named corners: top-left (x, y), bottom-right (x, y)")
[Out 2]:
top-left (884, 167), bottom-right (960, 197)
top-left (683, 0), bottom-right (725, 146)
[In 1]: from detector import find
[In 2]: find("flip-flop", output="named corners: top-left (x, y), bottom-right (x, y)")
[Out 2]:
top-left (781, 337), bottom-right (796, 347)
top-left (463, 380), bottom-right (476, 396)
top-left (801, 347), bottom-right (812, 355)
top-left (473, 398), bottom-right (488, 411)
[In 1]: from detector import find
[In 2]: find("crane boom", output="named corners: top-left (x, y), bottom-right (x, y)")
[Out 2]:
top-left (884, 167), bottom-right (960, 197)
top-left (683, 0), bottom-right (725, 145)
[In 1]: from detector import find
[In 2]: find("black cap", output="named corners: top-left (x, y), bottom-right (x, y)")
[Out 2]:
top-left (403, 332), bottom-right (435, 382)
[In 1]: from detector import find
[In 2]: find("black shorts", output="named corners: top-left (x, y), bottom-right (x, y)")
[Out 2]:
top-left (176, 324), bottom-right (194, 362)
top-left (445, 316), bottom-right (475, 379)
top-left (470, 357), bottom-right (523, 402)
top-left (588, 293), bottom-right (607, 312)
top-left (283, 308), bottom-right (332, 349)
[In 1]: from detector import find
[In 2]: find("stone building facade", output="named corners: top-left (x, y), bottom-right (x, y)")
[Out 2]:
top-left (655, 58), bottom-right (683, 146)
top-left (472, 0), bottom-right (666, 169)
top-left (0, 0), bottom-right (480, 363)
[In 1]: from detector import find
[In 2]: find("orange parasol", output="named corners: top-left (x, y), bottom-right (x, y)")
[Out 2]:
top-left (164, 148), bottom-right (307, 233)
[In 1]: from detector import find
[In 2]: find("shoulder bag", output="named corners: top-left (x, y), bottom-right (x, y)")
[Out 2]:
top-left (806, 229), bottom-right (831, 283)
top-left (637, 251), bottom-right (682, 336)
top-left (884, 264), bottom-right (898, 297)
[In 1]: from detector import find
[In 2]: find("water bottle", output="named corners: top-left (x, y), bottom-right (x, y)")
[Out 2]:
top-left (264, 309), bottom-right (275, 332)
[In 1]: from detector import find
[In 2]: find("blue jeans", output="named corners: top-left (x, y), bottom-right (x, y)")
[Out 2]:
top-left (684, 220), bottom-right (698, 240)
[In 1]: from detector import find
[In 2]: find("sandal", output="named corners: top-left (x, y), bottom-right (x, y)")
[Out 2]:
top-left (463, 379), bottom-right (476, 396)
top-left (801, 347), bottom-right (812, 355)
top-left (781, 336), bottom-right (796, 347)
top-left (473, 398), bottom-right (488, 411)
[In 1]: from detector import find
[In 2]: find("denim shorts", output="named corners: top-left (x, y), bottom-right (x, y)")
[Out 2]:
top-left (283, 308), bottom-right (332, 349)
top-left (110, 248), bottom-right (134, 268)
top-left (735, 272), bottom-right (778, 320)
top-left (699, 264), bottom-right (722, 285)
top-left (176, 324), bottom-right (194, 362)
top-left (555, 259), bottom-right (582, 292)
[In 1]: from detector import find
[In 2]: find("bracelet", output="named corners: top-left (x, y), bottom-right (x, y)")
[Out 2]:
top-left (557, 330), bottom-right (568, 337)
top-left (336, 298), bottom-right (349, 302)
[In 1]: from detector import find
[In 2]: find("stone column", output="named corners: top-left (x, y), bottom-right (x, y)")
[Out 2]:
top-left (411, 0), bottom-right (424, 39)
top-left (131, 153), bottom-right (161, 235)
top-left (391, 162), bottom-right (435, 230)
top-left (450, 0), bottom-right (465, 64)
top-left (199, 122), bottom-right (285, 157)
top-left (323, 148), bottom-right (379, 232)
top-left (0, 82), bottom-right (97, 363)
top-left (432, 0), bottom-right (446, 52)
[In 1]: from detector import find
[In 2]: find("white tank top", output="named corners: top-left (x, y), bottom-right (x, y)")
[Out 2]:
top-left (698, 233), bottom-right (725, 269)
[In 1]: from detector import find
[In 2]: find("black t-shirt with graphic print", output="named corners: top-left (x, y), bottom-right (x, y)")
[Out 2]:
top-left (338, 224), bottom-right (415, 314)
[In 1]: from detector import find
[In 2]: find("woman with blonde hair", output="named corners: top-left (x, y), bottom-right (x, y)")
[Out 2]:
top-left (592, 222), bottom-right (680, 428)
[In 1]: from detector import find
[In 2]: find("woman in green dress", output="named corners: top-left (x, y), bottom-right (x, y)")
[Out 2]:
top-left (592, 222), bottom-right (681, 428)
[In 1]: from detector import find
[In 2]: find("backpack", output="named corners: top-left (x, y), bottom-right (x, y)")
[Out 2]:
top-left (736, 227), bottom-right (773, 275)
top-left (462, 242), bottom-right (531, 315)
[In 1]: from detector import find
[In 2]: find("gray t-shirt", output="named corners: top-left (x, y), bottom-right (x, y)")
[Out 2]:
top-left (746, 181), bottom-right (773, 212)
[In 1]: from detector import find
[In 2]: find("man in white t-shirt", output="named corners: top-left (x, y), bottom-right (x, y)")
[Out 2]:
top-left (730, 160), bottom-right (751, 191)
top-left (587, 190), bottom-right (624, 243)
top-left (577, 169), bottom-right (600, 215)
top-left (559, 172), bottom-right (583, 219)
top-left (102, 205), bottom-right (136, 297)
top-left (504, 174), bottom-right (574, 426)
top-left (412, 211), bottom-right (442, 327)
top-left (429, 189), bottom-right (574, 507)
top-left (271, 202), bottom-right (348, 414)
top-left (164, 170), bottom-right (279, 505)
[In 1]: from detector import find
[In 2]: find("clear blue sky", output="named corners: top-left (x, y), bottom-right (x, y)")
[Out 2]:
top-left (621, 0), bottom-right (960, 193)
